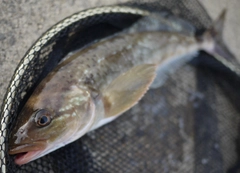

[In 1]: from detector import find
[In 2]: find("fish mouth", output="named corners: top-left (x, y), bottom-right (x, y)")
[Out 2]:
top-left (9, 140), bottom-right (47, 165)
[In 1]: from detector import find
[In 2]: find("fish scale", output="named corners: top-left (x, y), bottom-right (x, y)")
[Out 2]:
top-left (56, 32), bottom-right (198, 92)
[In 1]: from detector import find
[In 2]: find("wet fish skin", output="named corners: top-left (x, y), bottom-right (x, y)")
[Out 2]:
top-left (9, 10), bottom-right (231, 165)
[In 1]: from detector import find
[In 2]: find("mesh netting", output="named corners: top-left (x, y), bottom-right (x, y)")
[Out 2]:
top-left (1, 0), bottom-right (240, 173)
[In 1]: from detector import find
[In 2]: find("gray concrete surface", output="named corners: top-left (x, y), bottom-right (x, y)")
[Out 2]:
top-left (0, 0), bottom-right (239, 107)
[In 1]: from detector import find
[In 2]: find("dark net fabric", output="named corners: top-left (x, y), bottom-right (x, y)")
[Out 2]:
top-left (0, 0), bottom-right (240, 173)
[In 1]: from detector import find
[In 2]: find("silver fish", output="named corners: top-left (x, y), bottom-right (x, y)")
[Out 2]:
top-left (9, 9), bottom-right (234, 165)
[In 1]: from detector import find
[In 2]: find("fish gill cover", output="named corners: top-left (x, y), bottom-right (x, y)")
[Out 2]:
top-left (0, 0), bottom-right (240, 172)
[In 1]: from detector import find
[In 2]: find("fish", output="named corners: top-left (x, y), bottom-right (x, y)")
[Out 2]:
top-left (8, 9), bottom-right (235, 165)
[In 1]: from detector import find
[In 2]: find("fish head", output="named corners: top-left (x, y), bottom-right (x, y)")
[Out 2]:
top-left (9, 83), bottom-right (95, 165)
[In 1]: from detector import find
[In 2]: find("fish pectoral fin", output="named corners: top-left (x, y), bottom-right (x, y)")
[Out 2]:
top-left (103, 64), bottom-right (157, 117)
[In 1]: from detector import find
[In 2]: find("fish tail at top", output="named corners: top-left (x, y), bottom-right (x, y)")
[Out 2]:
top-left (200, 9), bottom-right (240, 74)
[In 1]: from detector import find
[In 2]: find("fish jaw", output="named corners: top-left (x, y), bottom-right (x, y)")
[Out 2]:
top-left (9, 140), bottom-right (47, 165)
top-left (14, 150), bottom-right (43, 165)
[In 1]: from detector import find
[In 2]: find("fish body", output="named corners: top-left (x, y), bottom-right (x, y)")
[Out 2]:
top-left (9, 10), bottom-right (232, 165)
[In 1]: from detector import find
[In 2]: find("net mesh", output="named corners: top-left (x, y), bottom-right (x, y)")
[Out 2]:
top-left (1, 0), bottom-right (240, 173)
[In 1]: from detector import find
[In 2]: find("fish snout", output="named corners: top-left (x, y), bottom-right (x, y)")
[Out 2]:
top-left (9, 139), bottom-right (47, 155)
top-left (8, 140), bottom-right (47, 165)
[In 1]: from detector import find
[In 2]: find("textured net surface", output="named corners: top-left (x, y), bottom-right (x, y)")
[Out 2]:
top-left (0, 0), bottom-right (240, 173)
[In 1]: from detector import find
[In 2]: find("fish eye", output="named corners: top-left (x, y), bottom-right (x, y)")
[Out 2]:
top-left (35, 109), bottom-right (52, 127)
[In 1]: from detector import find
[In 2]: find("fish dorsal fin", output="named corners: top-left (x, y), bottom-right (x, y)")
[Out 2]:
top-left (103, 64), bottom-right (157, 117)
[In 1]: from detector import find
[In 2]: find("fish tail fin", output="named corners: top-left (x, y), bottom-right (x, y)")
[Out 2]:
top-left (201, 9), bottom-right (236, 60)
top-left (200, 9), bottom-right (240, 74)
top-left (209, 9), bottom-right (226, 42)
